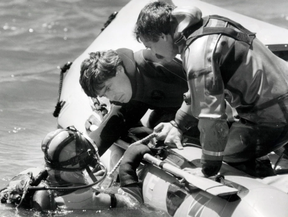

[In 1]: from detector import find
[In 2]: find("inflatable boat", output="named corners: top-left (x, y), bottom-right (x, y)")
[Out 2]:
top-left (55, 0), bottom-right (288, 215)
top-left (3, 0), bottom-right (288, 216)
top-left (56, 0), bottom-right (288, 170)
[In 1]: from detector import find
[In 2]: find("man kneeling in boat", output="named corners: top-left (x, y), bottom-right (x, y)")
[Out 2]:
top-left (134, 1), bottom-right (288, 178)
top-left (0, 126), bottom-right (138, 211)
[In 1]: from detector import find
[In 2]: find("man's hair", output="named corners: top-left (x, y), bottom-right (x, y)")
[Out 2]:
top-left (135, 1), bottom-right (175, 42)
top-left (79, 50), bottom-right (123, 98)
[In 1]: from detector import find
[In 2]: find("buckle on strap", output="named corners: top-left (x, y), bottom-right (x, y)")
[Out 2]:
top-left (203, 149), bottom-right (224, 157)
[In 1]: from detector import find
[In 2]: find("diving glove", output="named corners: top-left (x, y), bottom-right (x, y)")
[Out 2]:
top-left (0, 172), bottom-right (33, 206)
top-left (201, 159), bottom-right (222, 177)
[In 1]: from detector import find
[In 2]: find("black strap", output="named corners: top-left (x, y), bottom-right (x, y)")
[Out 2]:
top-left (85, 166), bottom-right (97, 182)
top-left (179, 15), bottom-right (256, 48)
top-left (200, 27), bottom-right (255, 45)
top-left (53, 62), bottom-right (72, 118)
top-left (208, 15), bottom-right (255, 35)
top-left (30, 170), bottom-right (48, 186)
top-left (110, 194), bottom-right (117, 208)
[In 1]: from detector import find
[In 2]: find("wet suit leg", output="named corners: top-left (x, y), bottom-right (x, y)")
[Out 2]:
top-left (223, 119), bottom-right (288, 177)
top-left (119, 143), bottom-right (152, 203)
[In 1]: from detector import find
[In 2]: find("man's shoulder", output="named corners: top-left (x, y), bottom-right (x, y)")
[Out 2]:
top-left (182, 36), bottom-right (218, 73)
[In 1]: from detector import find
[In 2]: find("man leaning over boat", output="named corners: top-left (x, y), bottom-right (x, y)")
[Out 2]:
top-left (79, 48), bottom-right (201, 200)
top-left (79, 48), bottom-right (201, 157)
top-left (134, 1), bottom-right (288, 178)
top-left (79, 47), bottom-right (238, 202)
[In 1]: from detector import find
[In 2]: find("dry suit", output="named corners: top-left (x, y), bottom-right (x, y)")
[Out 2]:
top-left (172, 8), bottom-right (288, 177)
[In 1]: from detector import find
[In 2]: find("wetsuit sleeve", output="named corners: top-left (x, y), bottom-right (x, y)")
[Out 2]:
top-left (183, 38), bottom-right (229, 176)
top-left (174, 102), bottom-right (198, 133)
top-left (89, 101), bottom-right (148, 156)
top-left (119, 143), bottom-right (151, 187)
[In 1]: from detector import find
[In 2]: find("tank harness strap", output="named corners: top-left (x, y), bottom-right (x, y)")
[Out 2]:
top-left (175, 15), bottom-right (256, 48)
top-left (251, 92), bottom-right (288, 123)
top-left (200, 26), bottom-right (255, 45)
top-left (208, 15), bottom-right (256, 36)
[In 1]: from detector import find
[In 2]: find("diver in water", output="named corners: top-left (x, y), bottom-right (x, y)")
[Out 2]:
top-left (0, 126), bottom-right (138, 211)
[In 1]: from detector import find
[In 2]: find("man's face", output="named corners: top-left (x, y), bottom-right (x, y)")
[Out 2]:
top-left (98, 66), bottom-right (132, 103)
top-left (139, 33), bottom-right (179, 62)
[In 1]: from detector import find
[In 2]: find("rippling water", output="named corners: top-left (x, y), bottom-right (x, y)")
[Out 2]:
top-left (0, 0), bottom-right (288, 216)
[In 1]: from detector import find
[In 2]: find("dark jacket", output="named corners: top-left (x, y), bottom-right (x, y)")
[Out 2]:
top-left (90, 48), bottom-right (196, 155)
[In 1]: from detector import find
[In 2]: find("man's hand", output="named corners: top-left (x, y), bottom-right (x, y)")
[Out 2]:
top-left (153, 122), bottom-right (184, 149)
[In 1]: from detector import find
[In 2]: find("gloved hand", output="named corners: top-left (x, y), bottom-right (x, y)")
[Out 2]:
top-left (201, 160), bottom-right (222, 177)
top-left (0, 168), bottom-right (43, 206)
top-left (0, 172), bottom-right (32, 205)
